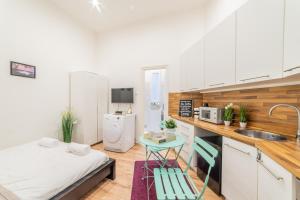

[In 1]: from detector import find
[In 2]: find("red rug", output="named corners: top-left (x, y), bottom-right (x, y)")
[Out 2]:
top-left (131, 160), bottom-right (179, 200)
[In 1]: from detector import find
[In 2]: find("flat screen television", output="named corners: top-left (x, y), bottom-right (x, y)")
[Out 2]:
top-left (111, 88), bottom-right (134, 103)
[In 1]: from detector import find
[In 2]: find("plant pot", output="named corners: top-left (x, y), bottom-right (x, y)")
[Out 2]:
top-left (166, 128), bottom-right (176, 135)
top-left (224, 121), bottom-right (231, 127)
top-left (240, 122), bottom-right (247, 129)
top-left (63, 132), bottom-right (72, 143)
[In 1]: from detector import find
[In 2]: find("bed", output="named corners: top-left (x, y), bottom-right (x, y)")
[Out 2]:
top-left (0, 140), bottom-right (115, 200)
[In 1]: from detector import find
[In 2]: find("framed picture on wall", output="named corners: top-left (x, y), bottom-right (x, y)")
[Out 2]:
top-left (10, 61), bottom-right (36, 79)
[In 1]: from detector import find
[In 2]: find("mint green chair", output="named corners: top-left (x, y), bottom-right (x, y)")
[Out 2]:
top-left (153, 136), bottom-right (218, 200)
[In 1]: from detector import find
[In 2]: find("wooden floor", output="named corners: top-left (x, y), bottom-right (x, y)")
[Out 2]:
top-left (83, 143), bottom-right (223, 200)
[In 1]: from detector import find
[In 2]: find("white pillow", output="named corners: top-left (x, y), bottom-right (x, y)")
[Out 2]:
top-left (38, 137), bottom-right (59, 148)
top-left (67, 142), bottom-right (91, 156)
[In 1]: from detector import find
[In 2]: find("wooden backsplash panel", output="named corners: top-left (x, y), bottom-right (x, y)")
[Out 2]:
top-left (202, 85), bottom-right (300, 137)
top-left (168, 85), bottom-right (300, 137)
top-left (168, 92), bottom-right (202, 116)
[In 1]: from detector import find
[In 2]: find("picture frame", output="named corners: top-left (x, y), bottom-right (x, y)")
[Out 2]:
top-left (179, 99), bottom-right (193, 117)
top-left (10, 61), bottom-right (36, 79)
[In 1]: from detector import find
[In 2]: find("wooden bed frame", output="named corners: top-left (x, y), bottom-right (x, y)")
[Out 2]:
top-left (50, 158), bottom-right (116, 200)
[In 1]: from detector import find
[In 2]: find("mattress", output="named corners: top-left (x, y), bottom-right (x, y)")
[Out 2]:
top-left (0, 140), bottom-right (108, 200)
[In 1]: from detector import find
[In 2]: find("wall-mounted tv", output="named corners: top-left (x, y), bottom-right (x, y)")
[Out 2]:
top-left (111, 88), bottom-right (134, 103)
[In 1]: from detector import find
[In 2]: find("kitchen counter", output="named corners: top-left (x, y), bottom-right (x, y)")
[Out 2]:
top-left (171, 115), bottom-right (300, 179)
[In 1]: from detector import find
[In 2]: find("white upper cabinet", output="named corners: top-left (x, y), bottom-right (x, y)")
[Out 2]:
top-left (205, 13), bottom-right (236, 88)
top-left (180, 40), bottom-right (205, 91)
top-left (258, 152), bottom-right (296, 200)
top-left (236, 0), bottom-right (284, 84)
top-left (283, 0), bottom-right (300, 77)
top-left (180, 52), bottom-right (189, 91)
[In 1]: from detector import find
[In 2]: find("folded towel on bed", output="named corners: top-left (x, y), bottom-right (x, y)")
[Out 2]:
top-left (67, 142), bottom-right (91, 156)
top-left (38, 137), bottom-right (59, 148)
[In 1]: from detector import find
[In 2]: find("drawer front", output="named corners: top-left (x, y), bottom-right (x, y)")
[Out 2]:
top-left (181, 123), bottom-right (194, 134)
top-left (171, 118), bottom-right (194, 136)
top-left (178, 129), bottom-right (190, 138)
top-left (177, 121), bottom-right (194, 134)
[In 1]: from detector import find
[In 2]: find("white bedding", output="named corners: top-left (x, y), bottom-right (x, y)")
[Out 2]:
top-left (0, 141), bottom-right (108, 200)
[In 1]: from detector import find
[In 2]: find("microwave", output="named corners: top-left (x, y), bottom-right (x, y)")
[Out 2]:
top-left (199, 107), bottom-right (224, 124)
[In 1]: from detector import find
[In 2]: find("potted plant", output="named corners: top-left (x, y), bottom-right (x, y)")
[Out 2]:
top-left (62, 110), bottom-right (77, 143)
top-left (224, 103), bottom-right (234, 126)
top-left (239, 106), bottom-right (247, 129)
top-left (164, 119), bottom-right (177, 135)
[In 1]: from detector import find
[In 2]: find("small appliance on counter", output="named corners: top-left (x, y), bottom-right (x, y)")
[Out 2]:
top-left (193, 107), bottom-right (200, 118)
top-left (199, 107), bottom-right (224, 124)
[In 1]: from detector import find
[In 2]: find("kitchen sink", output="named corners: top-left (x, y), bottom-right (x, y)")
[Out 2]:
top-left (234, 129), bottom-right (287, 141)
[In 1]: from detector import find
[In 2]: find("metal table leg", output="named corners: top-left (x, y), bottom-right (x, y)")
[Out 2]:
top-left (174, 145), bottom-right (184, 167)
top-left (143, 144), bottom-right (184, 200)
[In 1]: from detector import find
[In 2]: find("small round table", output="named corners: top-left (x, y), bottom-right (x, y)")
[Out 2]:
top-left (140, 134), bottom-right (186, 200)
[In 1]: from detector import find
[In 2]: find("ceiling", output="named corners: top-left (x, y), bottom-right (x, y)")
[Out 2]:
top-left (49, 0), bottom-right (208, 32)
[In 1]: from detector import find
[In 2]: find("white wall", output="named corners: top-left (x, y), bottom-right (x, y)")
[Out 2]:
top-left (0, 0), bottom-right (248, 148)
top-left (96, 9), bottom-right (205, 141)
top-left (0, 0), bottom-right (97, 149)
top-left (95, 0), bottom-right (248, 140)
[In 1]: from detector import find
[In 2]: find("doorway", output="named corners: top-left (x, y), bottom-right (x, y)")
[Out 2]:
top-left (144, 68), bottom-right (167, 133)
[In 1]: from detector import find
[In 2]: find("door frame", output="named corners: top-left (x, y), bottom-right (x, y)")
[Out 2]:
top-left (141, 65), bottom-right (168, 133)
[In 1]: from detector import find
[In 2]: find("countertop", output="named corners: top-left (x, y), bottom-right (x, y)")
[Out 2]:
top-left (171, 115), bottom-right (300, 179)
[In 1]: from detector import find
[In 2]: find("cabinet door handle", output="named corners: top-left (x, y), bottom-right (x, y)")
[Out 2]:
top-left (209, 83), bottom-right (225, 87)
top-left (224, 143), bottom-right (251, 156)
top-left (258, 160), bottom-right (284, 181)
top-left (240, 75), bottom-right (270, 82)
top-left (284, 66), bottom-right (300, 72)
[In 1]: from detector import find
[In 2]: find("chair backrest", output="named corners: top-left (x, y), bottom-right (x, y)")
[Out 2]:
top-left (185, 136), bottom-right (218, 200)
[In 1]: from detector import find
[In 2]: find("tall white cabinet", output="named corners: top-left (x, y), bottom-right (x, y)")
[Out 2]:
top-left (236, 0), bottom-right (284, 84)
top-left (70, 71), bottom-right (108, 145)
top-left (204, 13), bottom-right (236, 88)
top-left (284, 0), bottom-right (300, 77)
top-left (97, 77), bottom-right (109, 142)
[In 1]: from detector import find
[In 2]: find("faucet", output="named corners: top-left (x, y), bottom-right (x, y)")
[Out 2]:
top-left (269, 104), bottom-right (300, 139)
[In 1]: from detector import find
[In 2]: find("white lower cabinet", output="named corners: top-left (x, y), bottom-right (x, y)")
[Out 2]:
top-left (257, 152), bottom-right (296, 200)
top-left (173, 119), bottom-right (196, 169)
top-left (222, 137), bottom-right (257, 200)
top-left (170, 121), bottom-right (297, 200)
top-left (222, 137), bottom-right (296, 200)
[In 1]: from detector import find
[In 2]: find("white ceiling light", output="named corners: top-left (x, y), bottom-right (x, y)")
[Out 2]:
top-left (90, 0), bottom-right (103, 14)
